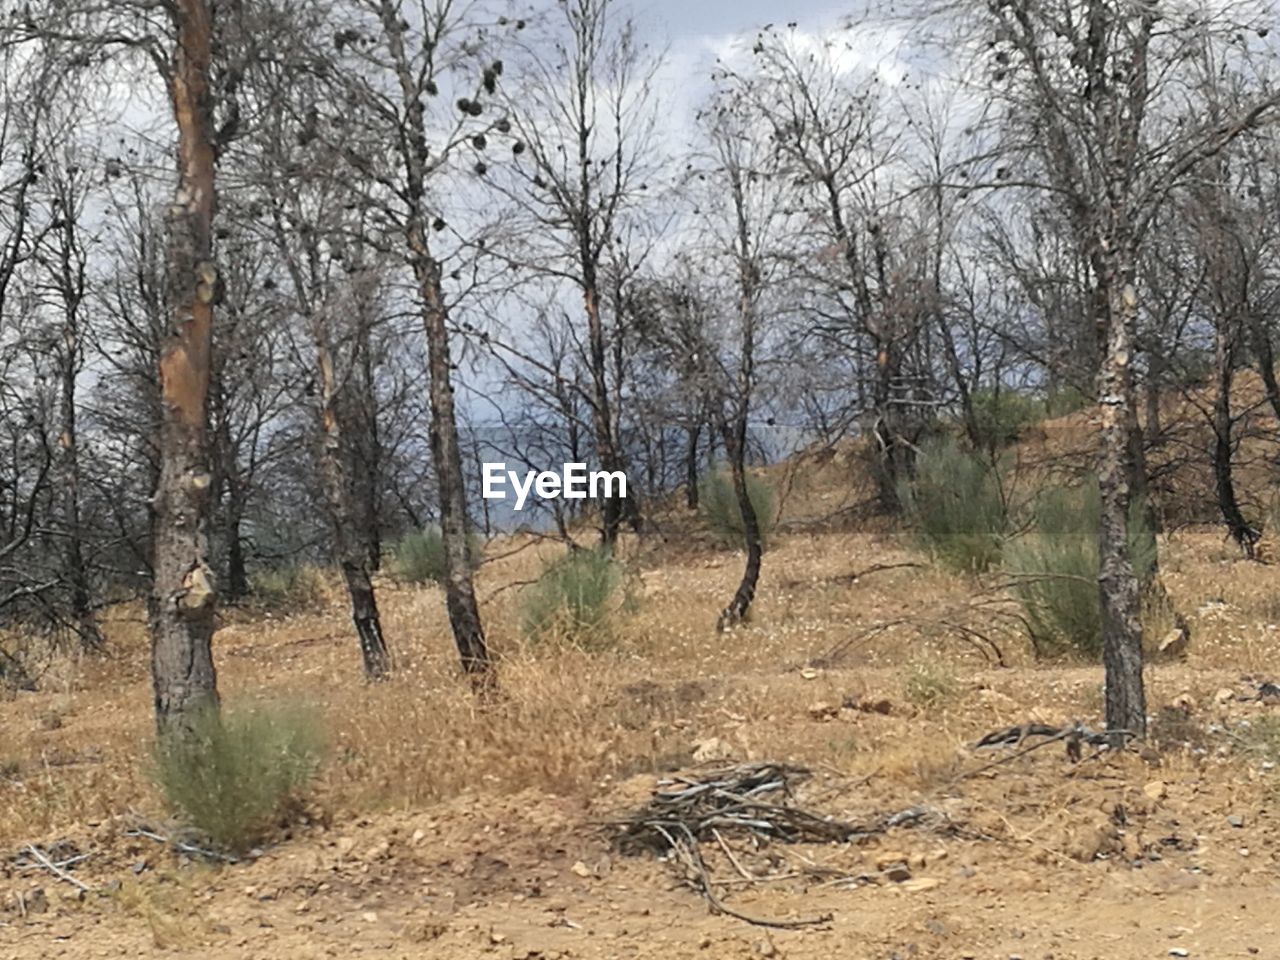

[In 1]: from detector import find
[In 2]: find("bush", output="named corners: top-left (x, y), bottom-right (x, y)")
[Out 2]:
top-left (1045, 385), bottom-right (1092, 418)
top-left (902, 661), bottom-right (958, 711)
top-left (698, 468), bottom-right (775, 550)
top-left (969, 388), bottom-right (1041, 449)
top-left (151, 703), bottom-right (326, 854)
top-left (392, 527), bottom-right (482, 585)
top-left (899, 436), bottom-right (1008, 573)
top-left (1005, 481), bottom-right (1157, 658)
top-left (249, 563), bottom-right (329, 610)
top-left (521, 548), bottom-right (624, 647)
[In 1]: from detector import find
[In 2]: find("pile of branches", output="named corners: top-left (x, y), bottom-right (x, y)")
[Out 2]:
top-left (616, 762), bottom-right (871, 855)
top-left (611, 762), bottom-right (936, 928)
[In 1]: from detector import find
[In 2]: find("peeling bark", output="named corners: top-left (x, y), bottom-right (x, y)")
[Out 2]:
top-left (150, 0), bottom-right (221, 737)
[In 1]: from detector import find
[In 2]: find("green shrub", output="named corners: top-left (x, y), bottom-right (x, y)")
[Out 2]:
top-left (969, 388), bottom-right (1041, 449)
top-left (899, 437), bottom-right (1008, 573)
top-left (392, 527), bottom-right (482, 585)
top-left (1005, 481), bottom-right (1156, 658)
top-left (1045, 385), bottom-right (1092, 418)
top-left (902, 660), bottom-right (959, 711)
top-left (151, 703), bottom-right (327, 854)
top-left (698, 468), bottom-right (775, 550)
top-left (521, 548), bottom-right (624, 647)
top-left (249, 563), bottom-right (329, 610)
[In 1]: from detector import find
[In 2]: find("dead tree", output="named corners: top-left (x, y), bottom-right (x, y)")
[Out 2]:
top-left (976, 0), bottom-right (1280, 738)
top-left (38, 156), bottom-right (105, 651)
top-left (497, 0), bottom-right (660, 549)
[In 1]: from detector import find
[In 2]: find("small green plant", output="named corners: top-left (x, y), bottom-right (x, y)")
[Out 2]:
top-left (521, 548), bottom-right (624, 647)
top-left (391, 527), bottom-right (482, 585)
top-left (1005, 481), bottom-right (1156, 658)
top-left (698, 468), bottom-right (775, 550)
top-left (1044, 385), bottom-right (1092, 417)
top-left (902, 660), bottom-right (958, 711)
top-left (968, 388), bottom-right (1041, 449)
top-left (899, 436), bottom-right (1008, 573)
top-left (249, 563), bottom-right (329, 610)
top-left (151, 703), bottom-right (327, 855)
top-left (1235, 716), bottom-right (1280, 757)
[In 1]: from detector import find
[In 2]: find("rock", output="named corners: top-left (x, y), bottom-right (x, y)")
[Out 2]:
top-left (1214, 687), bottom-right (1236, 705)
top-left (1156, 626), bottom-right (1189, 660)
top-left (692, 737), bottom-right (734, 763)
top-left (361, 911), bottom-right (378, 923)
top-left (900, 877), bottom-right (942, 893)
top-left (753, 938), bottom-right (777, 957)
top-left (882, 862), bottom-right (912, 883)
top-left (570, 861), bottom-right (592, 878)
top-left (799, 668), bottom-right (819, 680)
top-left (23, 888), bottom-right (48, 914)
top-left (411, 828), bottom-right (427, 846)
top-left (335, 837), bottom-right (357, 858)
top-left (1227, 814), bottom-right (1245, 828)
top-left (1168, 693), bottom-right (1195, 714)
top-left (1169, 950), bottom-right (1189, 958)
top-left (1143, 780), bottom-right (1167, 802)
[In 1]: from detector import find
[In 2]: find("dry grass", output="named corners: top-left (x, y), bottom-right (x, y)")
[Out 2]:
top-left (4, 444), bottom-right (1280, 870)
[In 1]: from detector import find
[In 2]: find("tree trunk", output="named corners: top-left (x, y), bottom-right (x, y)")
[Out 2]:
top-left (151, 0), bottom-right (221, 737)
top-left (316, 342), bottom-right (390, 680)
top-left (1212, 314), bottom-right (1258, 555)
top-left (1097, 257), bottom-right (1146, 742)
top-left (413, 251), bottom-right (495, 693)
top-left (54, 239), bottom-right (103, 654)
top-left (715, 415), bottom-right (762, 632)
top-left (685, 421), bottom-right (701, 510)
top-left (1247, 310), bottom-right (1280, 424)
top-left (377, 2), bottom-right (494, 692)
top-left (583, 286), bottom-right (624, 549)
top-left (225, 493), bottom-right (248, 600)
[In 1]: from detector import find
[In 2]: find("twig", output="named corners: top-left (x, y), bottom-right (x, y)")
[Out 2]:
top-left (778, 561), bottom-right (923, 590)
top-left (125, 828), bottom-right (239, 863)
top-left (23, 844), bottom-right (91, 892)
top-left (711, 828), bottom-right (755, 882)
top-left (656, 824), bottom-right (831, 930)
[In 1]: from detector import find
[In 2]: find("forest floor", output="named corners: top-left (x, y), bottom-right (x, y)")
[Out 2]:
top-left (2, 452), bottom-right (1280, 957)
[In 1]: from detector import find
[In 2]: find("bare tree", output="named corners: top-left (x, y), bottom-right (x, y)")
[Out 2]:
top-left (496, 0), bottom-right (661, 548)
top-left (972, 0), bottom-right (1280, 738)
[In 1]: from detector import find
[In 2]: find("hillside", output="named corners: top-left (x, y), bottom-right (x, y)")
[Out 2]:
top-left (2, 422), bottom-right (1280, 959)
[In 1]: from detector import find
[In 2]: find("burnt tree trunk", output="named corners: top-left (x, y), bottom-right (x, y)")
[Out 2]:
top-left (583, 285), bottom-right (625, 549)
top-left (1097, 255), bottom-right (1146, 742)
top-left (685, 421), bottom-right (701, 510)
top-left (378, 3), bottom-right (494, 691)
top-left (315, 341), bottom-right (390, 680)
top-left (151, 0), bottom-right (221, 736)
top-left (49, 180), bottom-right (104, 653)
top-left (715, 413), bottom-right (762, 633)
top-left (1212, 309), bottom-right (1257, 555)
top-left (412, 252), bottom-right (495, 692)
top-left (224, 488), bottom-right (248, 600)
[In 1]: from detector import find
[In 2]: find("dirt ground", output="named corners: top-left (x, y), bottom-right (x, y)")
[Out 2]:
top-left (2, 517), bottom-right (1280, 959)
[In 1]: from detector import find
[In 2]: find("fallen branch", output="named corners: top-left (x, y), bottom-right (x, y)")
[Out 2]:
top-left (21, 844), bottom-right (92, 892)
top-left (654, 822), bottom-right (832, 930)
top-left (777, 561), bottom-right (923, 590)
top-left (125, 827), bottom-right (239, 864)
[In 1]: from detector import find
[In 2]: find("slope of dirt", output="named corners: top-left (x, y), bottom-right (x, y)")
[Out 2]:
top-left (3, 433), bottom-right (1280, 957)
